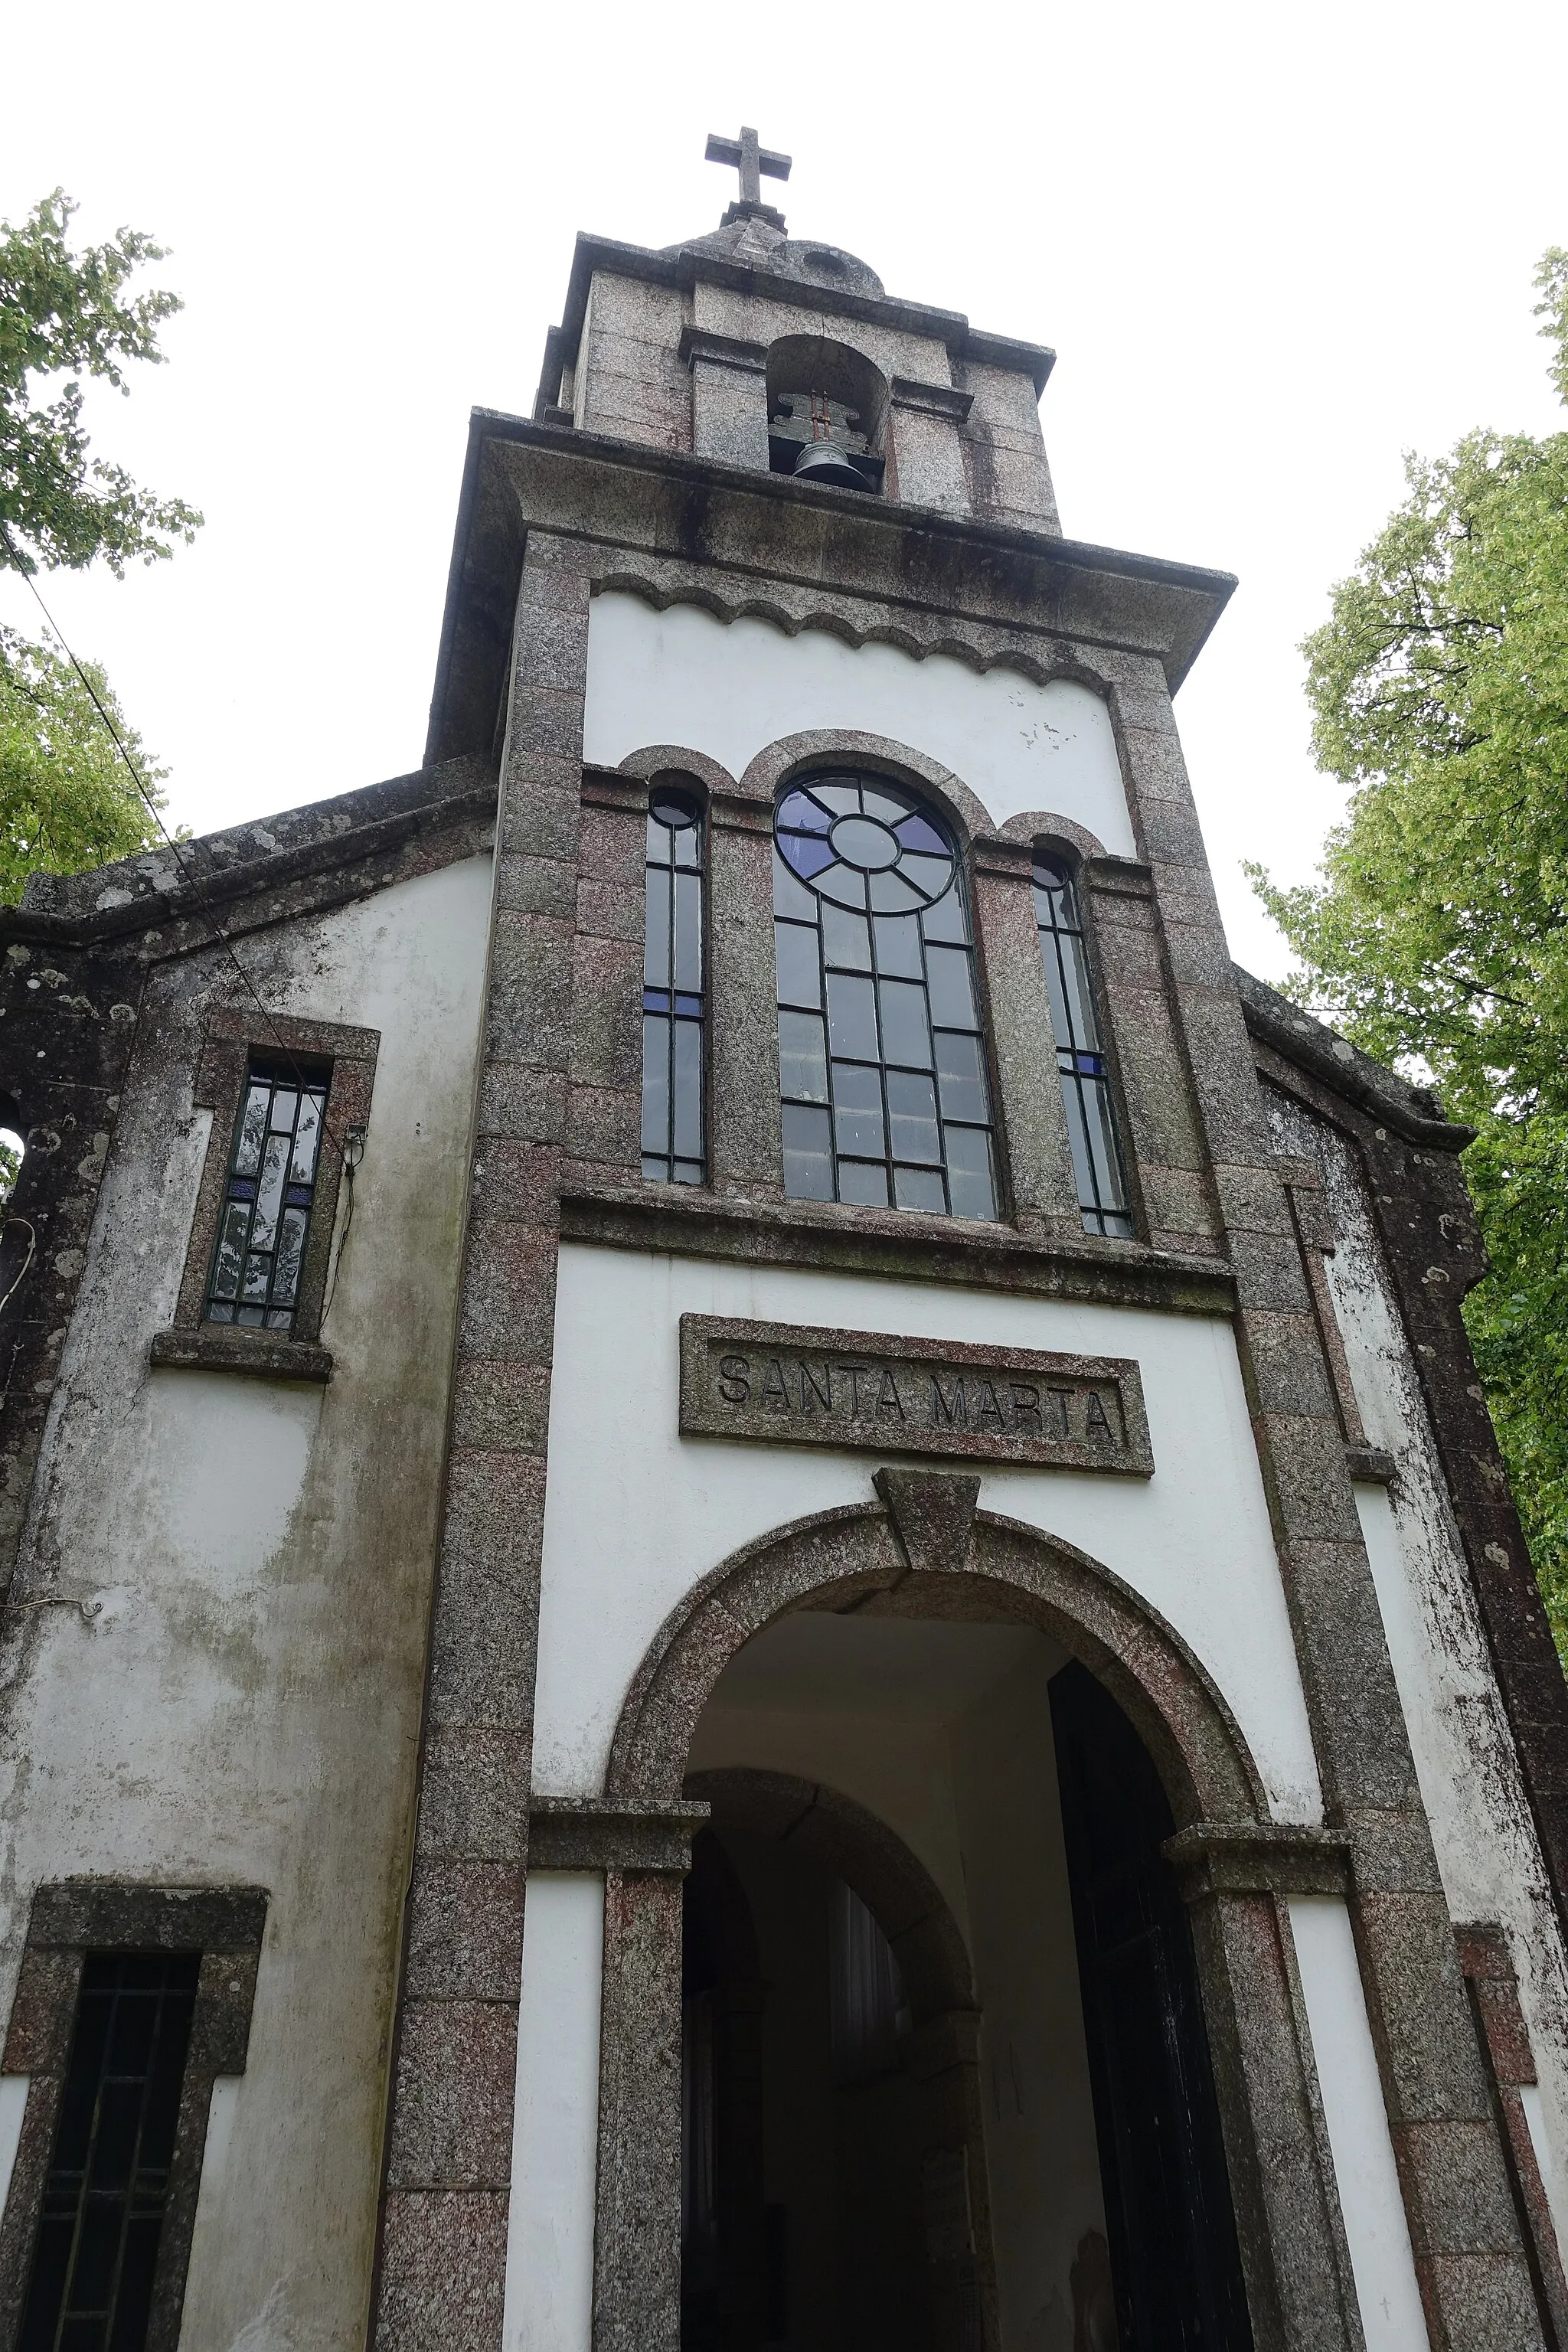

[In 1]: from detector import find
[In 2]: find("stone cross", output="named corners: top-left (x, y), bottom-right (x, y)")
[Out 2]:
top-left (704, 127), bottom-right (791, 209)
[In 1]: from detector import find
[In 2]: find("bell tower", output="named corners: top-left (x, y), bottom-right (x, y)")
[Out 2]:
top-left (524, 128), bottom-right (1061, 528)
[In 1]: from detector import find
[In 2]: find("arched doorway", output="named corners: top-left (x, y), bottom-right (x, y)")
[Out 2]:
top-left (591, 1481), bottom-right (1363, 2352)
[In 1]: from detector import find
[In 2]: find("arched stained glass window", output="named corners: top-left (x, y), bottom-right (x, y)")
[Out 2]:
top-left (1033, 852), bottom-right (1133, 1237)
top-left (773, 773), bottom-right (996, 1219)
top-left (642, 784), bottom-right (705, 1184)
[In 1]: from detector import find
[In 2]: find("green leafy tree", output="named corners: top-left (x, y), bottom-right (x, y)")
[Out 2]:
top-left (0, 189), bottom-right (198, 917)
top-left (0, 629), bottom-right (168, 903)
top-left (2, 189), bottom-right (200, 574)
top-left (1253, 247), bottom-right (1568, 1651)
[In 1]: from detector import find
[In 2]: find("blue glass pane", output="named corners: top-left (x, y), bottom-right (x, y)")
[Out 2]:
top-left (779, 789), bottom-right (832, 832)
top-left (895, 812), bottom-right (949, 854)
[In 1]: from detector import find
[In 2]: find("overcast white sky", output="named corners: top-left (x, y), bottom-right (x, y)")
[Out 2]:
top-left (4, 0), bottom-right (1565, 978)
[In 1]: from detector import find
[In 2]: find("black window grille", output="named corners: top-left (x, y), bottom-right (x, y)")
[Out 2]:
top-left (204, 1062), bottom-right (328, 1330)
top-left (774, 773), bottom-right (997, 1218)
top-left (20, 1952), bottom-right (200, 2352)
top-left (642, 785), bottom-right (706, 1185)
top-left (1033, 853), bottom-right (1134, 1237)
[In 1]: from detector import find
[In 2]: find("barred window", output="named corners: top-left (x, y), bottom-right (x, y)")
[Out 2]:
top-left (205, 1063), bottom-right (328, 1328)
top-left (1033, 853), bottom-right (1133, 1237)
top-left (774, 773), bottom-right (996, 1218)
top-left (642, 784), bottom-right (706, 1185)
top-left (20, 1952), bottom-right (200, 2352)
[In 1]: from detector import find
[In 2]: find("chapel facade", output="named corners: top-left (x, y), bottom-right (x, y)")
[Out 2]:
top-left (0, 136), bottom-right (1565, 2352)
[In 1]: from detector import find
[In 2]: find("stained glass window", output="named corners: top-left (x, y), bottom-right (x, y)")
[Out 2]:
top-left (1033, 853), bottom-right (1134, 1237)
top-left (205, 1062), bottom-right (328, 1330)
top-left (642, 785), bottom-right (706, 1185)
top-left (774, 773), bottom-right (996, 1218)
top-left (19, 1952), bottom-right (199, 2352)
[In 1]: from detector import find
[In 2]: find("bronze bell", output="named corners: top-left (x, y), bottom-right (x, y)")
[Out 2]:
top-left (792, 439), bottom-right (870, 491)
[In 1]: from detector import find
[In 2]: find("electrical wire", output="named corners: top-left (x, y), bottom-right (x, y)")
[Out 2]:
top-left (0, 524), bottom-right (360, 1174)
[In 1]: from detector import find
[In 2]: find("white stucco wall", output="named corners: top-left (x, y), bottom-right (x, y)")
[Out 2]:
top-left (0, 854), bottom-right (492, 2351)
top-left (1266, 1096), bottom-right (1568, 2256)
top-left (504, 1873), bottom-right (605, 2352)
top-left (582, 591), bottom-right (1138, 857)
top-left (534, 1244), bottom-right (1322, 1824)
top-left (1289, 1896), bottom-right (1428, 2349)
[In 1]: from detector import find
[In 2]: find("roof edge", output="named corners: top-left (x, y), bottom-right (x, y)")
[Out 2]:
top-left (3, 753), bottom-right (498, 951)
top-left (1236, 965), bottom-right (1475, 1154)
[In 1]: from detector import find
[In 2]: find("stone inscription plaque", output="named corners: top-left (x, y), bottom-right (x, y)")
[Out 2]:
top-left (678, 1315), bottom-right (1153, 1475)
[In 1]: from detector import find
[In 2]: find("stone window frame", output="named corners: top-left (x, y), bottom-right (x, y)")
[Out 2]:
top-left (151, 1006), bottom-right (380, 1383)
top-left (1018, 822), bottom-right (1145, 1245)
top-left (608, 732), bottom-right (1159, 1251)
top-left (748, 737), bottom-right (1018, 1227)
top-left (637, 767), bottom-right (714, 1192)
top-left (0, 1882), bottom-right (269, 2352)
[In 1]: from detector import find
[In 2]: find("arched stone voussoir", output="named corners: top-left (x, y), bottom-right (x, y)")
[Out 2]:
top-left (606, 1496), bottom-right (1268, 1838)
top-left (605, 1504), bottom-right (901, 1801)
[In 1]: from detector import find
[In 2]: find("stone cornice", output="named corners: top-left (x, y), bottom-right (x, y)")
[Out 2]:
top-left (558, 1179), bottom-right (1237, 1315)
top-left (426, 413), bottom-right (1237, 764)
top-left (537, 230), bottom-right (1057, 403)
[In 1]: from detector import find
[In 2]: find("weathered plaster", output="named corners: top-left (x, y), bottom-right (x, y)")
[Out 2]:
top-left (0, 855), bottom-right (492, 2350)
top-left (1272, 1095), bottom-right (1568, 2263)
top-left (581, 593), bottom-right (1137, 856)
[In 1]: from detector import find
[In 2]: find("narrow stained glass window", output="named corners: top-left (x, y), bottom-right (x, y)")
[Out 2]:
top-left (773, 773), bottom-right (997, 1218)
top-left (1034, 852), bottom-right (1134, 1237)
top-left (205, 1060), bottom-right (328, 1331)
top-left (19, 1951), bottom-right (200, 2352)
top-left (642, 784), bottom-right (706, 1185)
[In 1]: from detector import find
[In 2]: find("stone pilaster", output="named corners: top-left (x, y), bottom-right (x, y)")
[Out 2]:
top-left (1117, 662), bottom-right (1545, 2350)
top-left (371, 531), bottom-right (593, 2352)
top-left (968, 835), bottom-right (1080, 1237)
top-left (681, 328), bottom-right (771, 472)
top-left (707, 790), bottom-right (785, 1200)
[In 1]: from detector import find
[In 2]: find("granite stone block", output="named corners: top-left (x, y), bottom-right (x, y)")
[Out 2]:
top-left (374, 2190), bottom-right (509, 2352)
top-left (403, 1859), bottom-right (526, 2003)
top-left (387, 2001), bottom-right (520, 2190)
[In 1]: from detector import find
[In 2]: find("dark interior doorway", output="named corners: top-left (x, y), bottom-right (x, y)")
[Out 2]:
top-left (681, 1824), bottom-right (933, 2352)
top-left (1051, 1660), bottom-right (1255, 2351)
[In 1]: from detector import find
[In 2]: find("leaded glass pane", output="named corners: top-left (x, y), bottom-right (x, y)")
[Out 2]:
top-left (773, 773), bottom-right (997, 1218)
top-left (641, 786), bottom-right (707, 1184)
top-left (204, 1061), bottom-right (330, 1334)
top-left (1034, 851), bottom-right (1134, 1238)
top-left (19, 1952), bottom-right (199, 2352)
